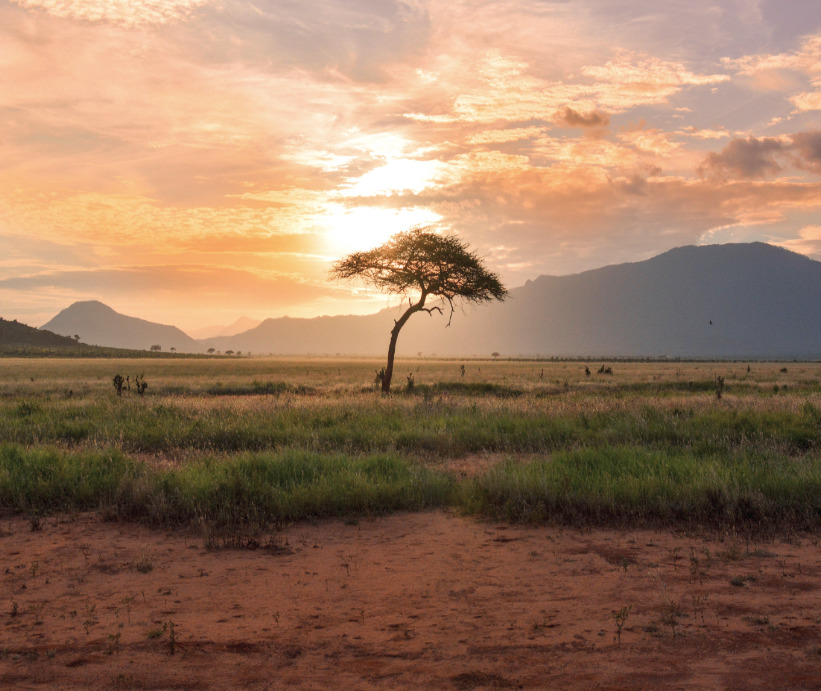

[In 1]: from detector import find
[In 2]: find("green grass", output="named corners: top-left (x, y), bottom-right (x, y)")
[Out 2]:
top-left (458, 446), bottom-right (821, 531)
top-left (0, 444), bottom-right (452, 527)
top-left (1, 396), bottom-right (818, 457)
top-left (1, 357), bottom-right (820, 534)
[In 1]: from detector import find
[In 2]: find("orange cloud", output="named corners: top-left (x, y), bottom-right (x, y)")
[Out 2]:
top-left (582, 49), bottom-right (729, 110)
top-left (699, 131), bottom-right (821, 180)
top-left (557, 107), bottom-right (610, 129)
top-left (722, 33), bottom-right (821, 111)
top-left (773, 225), bottom-right (821, 259)
top-left (11, 0), bottom-right (208, 26)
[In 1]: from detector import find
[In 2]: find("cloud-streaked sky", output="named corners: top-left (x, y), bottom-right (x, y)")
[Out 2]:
top-left (2, 0), bottom-right (821, 331)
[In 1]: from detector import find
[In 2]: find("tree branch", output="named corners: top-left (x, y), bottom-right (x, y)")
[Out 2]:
top-left (420, 305), bottom-right (443, 317)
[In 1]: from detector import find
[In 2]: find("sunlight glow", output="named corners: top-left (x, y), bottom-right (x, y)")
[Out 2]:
top-left (341, 158), bottom-right (446, 197)
top-left (321, 205), bottom-right (442, 255)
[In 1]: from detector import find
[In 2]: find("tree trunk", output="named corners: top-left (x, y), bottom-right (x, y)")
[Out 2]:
top-left (381, 296), bottom-right (425, 393)
top-left (382, 323), bottom-right (402, 393)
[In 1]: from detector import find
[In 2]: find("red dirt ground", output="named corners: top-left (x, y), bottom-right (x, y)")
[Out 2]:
top-left (2, 511), bottom-right (820, 689)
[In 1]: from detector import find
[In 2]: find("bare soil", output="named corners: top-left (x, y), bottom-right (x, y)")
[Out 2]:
top-left (2, 512), bottom-right (820, 689)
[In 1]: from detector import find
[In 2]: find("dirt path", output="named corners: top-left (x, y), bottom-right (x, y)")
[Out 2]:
top-left (2, 512), bottom-right (819, 689)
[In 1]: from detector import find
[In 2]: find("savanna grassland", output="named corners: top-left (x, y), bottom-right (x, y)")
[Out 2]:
top-left (2, 358), bottom-right (821, 689)
top-left (2, 356), bottom-right (820, 533)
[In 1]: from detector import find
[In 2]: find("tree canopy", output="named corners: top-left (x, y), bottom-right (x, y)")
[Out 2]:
top-left (331, 227), bottom-right (508, 391)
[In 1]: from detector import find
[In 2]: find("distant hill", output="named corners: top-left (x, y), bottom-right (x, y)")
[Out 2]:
top-left (204, 242), bottom-right (821, 359)
top-left (41, 301), bottom-right (199, 352)
top-left (187, 316), bottom-right (261, 340)
top-left (37, 244), bottom-right (821, 359)
top-left (0, 317), bottom-right (82, 348)
top-left (391, 242), bottom-right (821, 359)
top-left (199, 312), bottom-right (391, 356)
top-left (0, 317), bottom-right (150, 357)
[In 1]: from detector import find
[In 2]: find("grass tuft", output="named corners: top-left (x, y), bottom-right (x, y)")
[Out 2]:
top-left (0, 444), bottom-right (453, 528)
top-left (457, 446), bottom-right (821, 532)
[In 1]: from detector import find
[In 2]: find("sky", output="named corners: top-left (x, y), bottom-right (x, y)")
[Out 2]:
top-left (2, 0), bottom-right (821, 332)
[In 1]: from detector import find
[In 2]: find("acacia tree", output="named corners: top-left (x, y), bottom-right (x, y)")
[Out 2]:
top-left (330, 227), bottom-right (508, 392)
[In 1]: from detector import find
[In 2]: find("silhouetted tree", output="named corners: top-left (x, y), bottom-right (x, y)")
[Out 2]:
top-left (331, 227), bottom-right (507, 392)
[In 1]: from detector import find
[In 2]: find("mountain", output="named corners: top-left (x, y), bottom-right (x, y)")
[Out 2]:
top-left (404, 241), bottom-right (821, 359)
top-left (204, 242), bottom-right (821, 359)
top-left (41, 300), bottom-right (199, 352)
top-left (1, 317), bottom-right (83, 349)
top-left (199, 312), bottom-right (392, 356)
top-left (187, 316), bottom-right (262, 340)
top-left (37, 244), bottom-right (821, 358)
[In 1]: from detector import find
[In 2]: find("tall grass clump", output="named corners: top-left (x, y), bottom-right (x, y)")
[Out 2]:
top-left (0, 443), bottom-right (143, 514)
top-left (2, 393), bottom-right (819, 458)
top-left (458, 446), bottom-right (821, 532)
top-left (117, 451), bottom-right (453, 528)
top-left (0, 444), bottom-right (452, 528)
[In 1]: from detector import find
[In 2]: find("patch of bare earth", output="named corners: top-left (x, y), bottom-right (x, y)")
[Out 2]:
top-left (2, 512), bottom-right (820, 689)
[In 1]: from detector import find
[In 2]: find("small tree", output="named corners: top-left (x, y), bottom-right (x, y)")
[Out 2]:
top-left (134, 375), bottom-right (148, 396)
top-left (112, 374), bottom-right (125, 396)
top-left (331, 227), bottom-right (507, 392)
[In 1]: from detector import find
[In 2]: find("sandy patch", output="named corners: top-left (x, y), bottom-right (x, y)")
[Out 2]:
top-left (1, 512), bottom-right (819, 689)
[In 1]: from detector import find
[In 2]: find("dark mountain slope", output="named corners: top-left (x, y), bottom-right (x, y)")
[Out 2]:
top-left (356, 242), bottom-right (821, 359)
top-left (1, 317), bottom-right (82, 348)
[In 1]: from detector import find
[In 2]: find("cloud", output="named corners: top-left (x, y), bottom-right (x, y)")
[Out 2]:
top-left (773, 225), bottom-right (821, 259)
top-left (699, 135), bottom-right (787, 179)
top-left (558, 107), bottom-right (609, 129)
top-left (0, 264), bottom-right (336, 310)
top-left (722, 33), bottom-right (821, 79)
top-left (172, 1), bottom-right (433, 83)
top-left (790, 131), bottom-right (821, 172)
top-left (790, 91), bottom-right (821, 112)
top-left (581, 49), bottom-right (729, 110)
top-left (10, 0), bottom-right (208, 26)
top-left (699, 131), bottom-right (821, 179)
top-left (722, 32), bottom-right (821, 110)
top-left (618, 123), bottom-right (681, 156)
top-left (467, 127), bottom-right (545, 145)
top-left (679, 127), bottom-right (730, 140)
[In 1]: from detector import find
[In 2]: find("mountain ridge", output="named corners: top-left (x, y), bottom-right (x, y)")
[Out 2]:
top-left (34, 243), bottom-right (821, 359)
top-left (187, 316), bottom-right (262, 340)
top-left (1, 317), bottom-right (83, 349)
top-left (41, 300), bottom-right (200, 352)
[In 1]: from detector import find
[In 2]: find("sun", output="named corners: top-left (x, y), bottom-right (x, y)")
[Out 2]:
top-left (320, 154), bottom-right (446, 255)
top-left (321, 205), bottom-right (442, 255)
